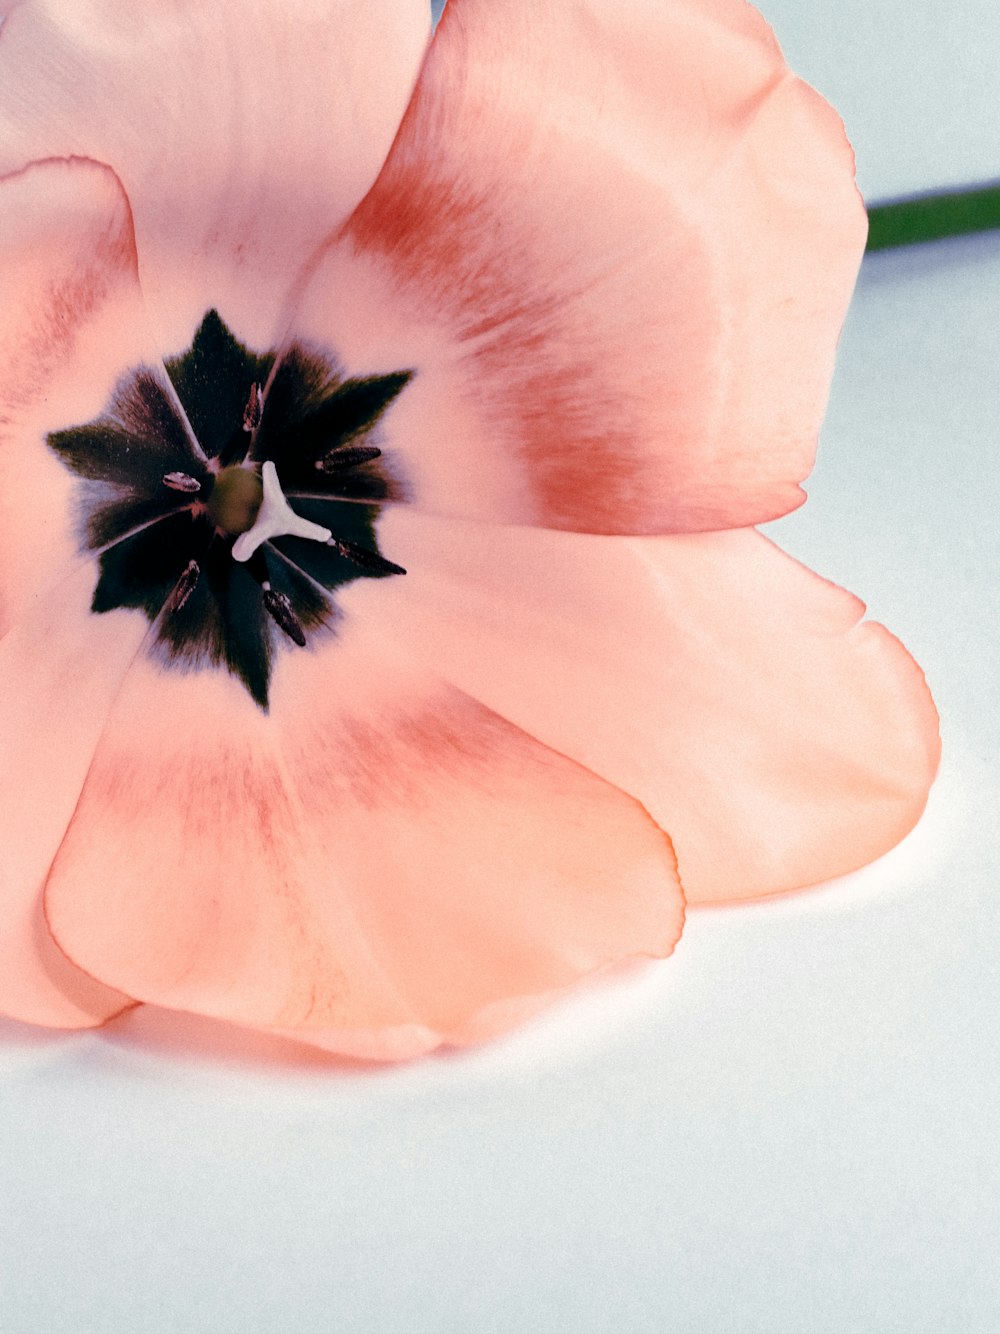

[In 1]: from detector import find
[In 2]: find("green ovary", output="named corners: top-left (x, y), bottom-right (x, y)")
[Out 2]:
top-left (207, 466), bottom-right (264, 535)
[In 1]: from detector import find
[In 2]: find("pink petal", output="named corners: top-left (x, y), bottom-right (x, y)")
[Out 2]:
top-left (43, 619), bottom-right (683, 1058)
top-left (0, 564), bottom-right (140, 1027)
top-left (370, 510), bottom-right (940, 902)
top-left (288, 0), bottom-right (866, 534)
top-left (0, 0), bottom-right (431, 352)
top-left (0, 157), bottom-right (157, 636)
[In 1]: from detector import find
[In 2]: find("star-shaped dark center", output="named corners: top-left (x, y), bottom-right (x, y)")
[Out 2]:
top-left (48, 311), bottom-right (411, 708)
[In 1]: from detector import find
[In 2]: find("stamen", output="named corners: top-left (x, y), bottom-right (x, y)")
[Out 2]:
top-left (163, 471), bottom-right (202, 494)
top-left (262, 581), bottom-right (306, 646)
top-left (327, 537), bottom-right (406, 576)
top-left (50, 306), bottom-right (411, 709)
top-left (315, 445), bottom-right (382, 473)
top-left (232, 460), bottom-right (332, 562)
top-left (243, 382), bottom-right (264, 433)
top-left (169, 559), bottom-right (200, 612)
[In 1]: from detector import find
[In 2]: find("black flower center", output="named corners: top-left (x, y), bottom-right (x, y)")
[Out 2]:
top-left (48, 310), bottom-right (412, 708)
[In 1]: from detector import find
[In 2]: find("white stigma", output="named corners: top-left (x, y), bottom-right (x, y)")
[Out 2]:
top-left (231, 461), bottom-right (332, 562)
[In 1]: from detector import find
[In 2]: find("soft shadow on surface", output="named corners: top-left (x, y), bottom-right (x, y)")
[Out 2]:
top-left (0, 1014), bottom-right (76, 1051)
top-left (96, 954), bottom-right (674, 1077)
top-left (857, 224), bottom-right (1000, 291)
top-left (689, 746), bottom-right (959, 921)
top-left (1, 741), bottom-right (961, 1080)
top-left (1, 792), bottom-right (956, 1079)
top-left (0, 954), bottom-right (681, 1082)
top-left (98, 1005), bottom-right (410, 1077)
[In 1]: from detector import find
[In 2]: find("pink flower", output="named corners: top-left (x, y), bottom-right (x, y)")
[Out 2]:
top-left (0, 0), bottom-right (939, 1060)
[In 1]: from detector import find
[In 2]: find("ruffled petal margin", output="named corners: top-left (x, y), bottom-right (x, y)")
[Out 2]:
top-left (0, 0), bottom-right (432, 353)
top-left (368, 510), bottom-right (940, 902)
top-left (0, 157), bottom-right (161, 637)
top-left (0, 565), bottom-right (140, 1026)
top-left (283, 0), bottom-right (866, 534)
top-left (42, 618), bottom-right (684, 1059)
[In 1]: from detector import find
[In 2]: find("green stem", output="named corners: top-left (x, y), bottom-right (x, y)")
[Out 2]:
top-left (866, 182), bottom-right (1000, 251)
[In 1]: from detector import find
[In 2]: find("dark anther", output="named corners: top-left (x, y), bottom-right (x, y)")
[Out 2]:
top-left (243, 382), bottom-right (264, 433)
top-left (169, 559), bottom-right (201, 612)
top-left (327, 537), bottom-right (406, 576)
top-left (262, 584), bottom-right (307, 646)
top-left (315, 445), bottom-right (383, 473)
top-left (163, 471), bottom-right (202, 494)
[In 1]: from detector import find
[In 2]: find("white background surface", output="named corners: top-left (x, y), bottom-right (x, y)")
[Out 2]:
top-left (437, 0), bottom-right (1000, 202)
top-left (755, 0), bottom-right (1000, 200)
top-left (3, 5), bottom-right (1000, 1332)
